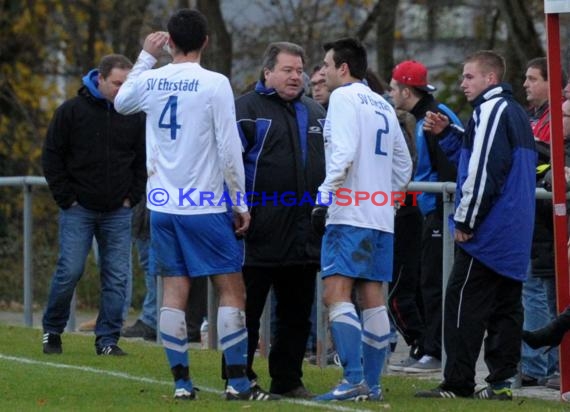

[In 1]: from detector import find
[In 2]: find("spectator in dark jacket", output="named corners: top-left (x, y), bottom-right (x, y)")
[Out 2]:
top-left (388, 60), bottom-right (463, 373)
top-left (41, 54), bottom-right (146, 356)
top-left (520, 57), bottom-right (559, 387)
top-left (416, 50), bottom-right (536, 400)
top-left (221, 41), bottom-right (326, 399)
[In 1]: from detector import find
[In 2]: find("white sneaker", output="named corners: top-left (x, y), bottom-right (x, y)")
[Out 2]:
top-left (403, 355), bottom-right (441, 373)
top-left (388, 355), bottom-right (419, 372)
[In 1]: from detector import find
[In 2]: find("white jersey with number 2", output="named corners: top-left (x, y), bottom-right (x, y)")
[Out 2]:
top-left (318, 82), bottom-right (412, 233)
top-left (114, 50), bottom-right (247, 215)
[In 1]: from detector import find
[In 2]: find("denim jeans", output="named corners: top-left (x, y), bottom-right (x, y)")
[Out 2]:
top-left (92, 238), bottom-right (132, 321)
top-left (521, 271), bottom-right (558, 380)
top-left (135, 238), bottom-right (156, 330)
top-left (42, 204), bottom-right (132, 348)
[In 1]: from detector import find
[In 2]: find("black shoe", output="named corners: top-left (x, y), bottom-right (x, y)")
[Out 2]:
top-left (522, 307), bottom-right (570, 350)
top-left (520, 374), bottom-right (540, 387)
top-left (42, 332), bottom-right (62, 354)
top-left (122, 319), bottom-right (156, 341)
top-left (96, 344), bottom-right (127, 356)
top-left (415, 386), bottom-right (461, 398)
top-left (225, 384), bottom-right (281, 401)
top-left (279, 385), bottom-right (314, 399)
top-left (473, 386), bottom-right (512, 400)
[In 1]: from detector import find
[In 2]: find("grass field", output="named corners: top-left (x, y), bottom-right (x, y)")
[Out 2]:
top-left (0, 323), bottom-right (566, 411)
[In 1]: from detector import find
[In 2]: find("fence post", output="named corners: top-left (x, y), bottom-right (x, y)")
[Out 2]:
top-left (206, 278), bottom-right (218, 349)
top-left (316, 273), bottom-right (328, 368)
top-left (23, 184), bottom-right (33, 327)
top-left (440, 182), bottom-right (455, 377)
top-left (156, 276), bottom-right (163, 344)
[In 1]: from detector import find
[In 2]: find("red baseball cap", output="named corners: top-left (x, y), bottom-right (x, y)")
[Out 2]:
top-left (392, 60), bottom-right (436, 93)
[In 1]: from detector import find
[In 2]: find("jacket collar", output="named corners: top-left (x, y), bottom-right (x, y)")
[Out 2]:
top-left (254, 80), bottom-right (303, 101)
top-left (471, 83), bottom-right (512, 107)
top-left (410, 93), bottom-right (435, 120)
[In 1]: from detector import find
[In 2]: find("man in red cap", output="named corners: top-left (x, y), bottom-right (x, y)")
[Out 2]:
top-left (388, 60), bottom-right (463, 374)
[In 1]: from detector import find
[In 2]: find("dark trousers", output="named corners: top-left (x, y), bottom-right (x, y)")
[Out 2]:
top-left (388, 207), bottom-right (424, 346)
top-left (442, 247), bottom-right (523, 396)
top-left (185, 276), bottom-right (207, 341)
top-left (420, 211), bottom-right (443, 358)
top-left (222, 264), bottom-right (317, 393)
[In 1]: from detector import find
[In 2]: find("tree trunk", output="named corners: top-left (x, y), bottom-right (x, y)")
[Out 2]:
top-left (110, 0), bottom-right (151, 62)
top-left (354, 0), bottom-right (398, 82)
top-left (375, 0), bottom-right (398, 82)
top-left (497, 0), bottom-right (544, 102)
top-left (197, 0), bottom-right (232, 78)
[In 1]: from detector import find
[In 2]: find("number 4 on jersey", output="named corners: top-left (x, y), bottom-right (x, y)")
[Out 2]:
top-left (159, 96), bottom-right (181, 140)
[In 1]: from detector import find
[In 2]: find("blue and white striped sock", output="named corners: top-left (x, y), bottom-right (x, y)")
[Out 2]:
top-left (218, 306), bottom-right (249, 393)
top-left (329, 301), bottom-right (363, 384)
top-left (159, 307), bottom-right (192, 392)
top-left (362, 306), bottom-right (390, 390)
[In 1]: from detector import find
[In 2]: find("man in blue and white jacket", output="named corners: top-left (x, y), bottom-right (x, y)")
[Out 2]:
top-left (416, 50), bottom-right (536, 400)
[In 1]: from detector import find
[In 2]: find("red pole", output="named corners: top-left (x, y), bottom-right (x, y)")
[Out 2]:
top-left (545, 12), bottom-right (570, 396)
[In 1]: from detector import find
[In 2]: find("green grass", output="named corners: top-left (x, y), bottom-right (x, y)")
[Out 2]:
top-left (0, 323), bottom-right (564, 411)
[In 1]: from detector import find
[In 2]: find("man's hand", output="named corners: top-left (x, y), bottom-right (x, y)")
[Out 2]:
top-left (311, 206), bottom-right (328, 236)
top-left (143, 32), bottom-right (170, 59)
top-left (233, 211), bottom-right (251, 237)
top-left (423, 111), bottom-right (449, 135)
top-left (454, 228), bottom-right (473, 243)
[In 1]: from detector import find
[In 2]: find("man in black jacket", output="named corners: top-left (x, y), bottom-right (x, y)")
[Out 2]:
top-left (388, 60), bottom-right (463, 373)
top-left (41, 54), bottom-right (146, 356)
top-left (221, 42), bottom-right (326, 398)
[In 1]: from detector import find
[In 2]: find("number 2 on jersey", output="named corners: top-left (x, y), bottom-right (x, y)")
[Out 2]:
top-left (159, 96), bottom-right (181, 140)
top-left (374, 111), bottom-right (389, 156)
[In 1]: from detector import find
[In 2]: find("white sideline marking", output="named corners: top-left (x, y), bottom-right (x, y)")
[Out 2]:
top-left (0, 354), bottom-right (373, 412)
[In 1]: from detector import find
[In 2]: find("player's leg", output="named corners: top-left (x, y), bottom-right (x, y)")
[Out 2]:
top-left (183, 212), bottom-right (277, 401)
top-left (210, 273), bottom-right (249, 392)
top-left (359, 281), bottom-right (390, 401)
top-left (150, 211), bottom-right (195, 399)
top-left (161, 276), bottom-right (193, 398)
top-left (359, 229), bottom-right (393, 400)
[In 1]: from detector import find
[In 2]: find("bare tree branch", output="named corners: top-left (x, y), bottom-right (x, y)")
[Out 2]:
top-left (355, 0), bottom-right (382, 41)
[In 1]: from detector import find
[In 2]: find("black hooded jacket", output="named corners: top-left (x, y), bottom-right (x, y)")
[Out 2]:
top-left (42, 83), bottom-right (146, 212)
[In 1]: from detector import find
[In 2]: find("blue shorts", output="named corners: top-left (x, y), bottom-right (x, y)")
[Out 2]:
top-left (149, 211), bottom-right (243, 277)
top-left (320, 224), bottom-right (393, 282)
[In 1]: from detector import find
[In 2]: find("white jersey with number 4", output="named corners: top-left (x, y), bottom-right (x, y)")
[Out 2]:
top-left (114, 50), bottom-right (247, 215)
top-left (318, 82), bottom-right (412, 232)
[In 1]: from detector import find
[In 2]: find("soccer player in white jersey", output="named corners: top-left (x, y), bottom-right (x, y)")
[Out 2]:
top-left (114, 9), bottom-right (276, 401)
top-left (311, 38), bottom-right (412, 402)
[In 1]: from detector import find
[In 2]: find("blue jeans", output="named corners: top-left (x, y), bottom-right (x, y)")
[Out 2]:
top-left (521, 271), bottom-right (558, 380)
top-left (135, 238), bottom-right (156, 330)
top-left (92, 238), bottom-right (132, 321)
top-left (42, 204), bottom-right (132, 348)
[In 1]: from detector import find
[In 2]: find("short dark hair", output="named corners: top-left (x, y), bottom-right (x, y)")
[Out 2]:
top-left (311, 65), bottom-right (321, 77)
top-left (526, 57), bottom-right (568, 88)
top-left (98, 54), bottom-right (132, 79)
top-left (259, 42), bottom-right (305, 81)
top-left (464, 50), bottom-right (505, 81)
top-left (527, 57), bottom-right (548, 81)
top-left (322, 38), bottom-right (367, 80)
top-left (364, 69), bottom-right (388, 95)
top-left (167, 9), bottom-right (208, 54)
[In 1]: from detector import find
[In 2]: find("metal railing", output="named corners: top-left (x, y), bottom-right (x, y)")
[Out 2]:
top-left (2, 176), bottom-right (557, 368)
